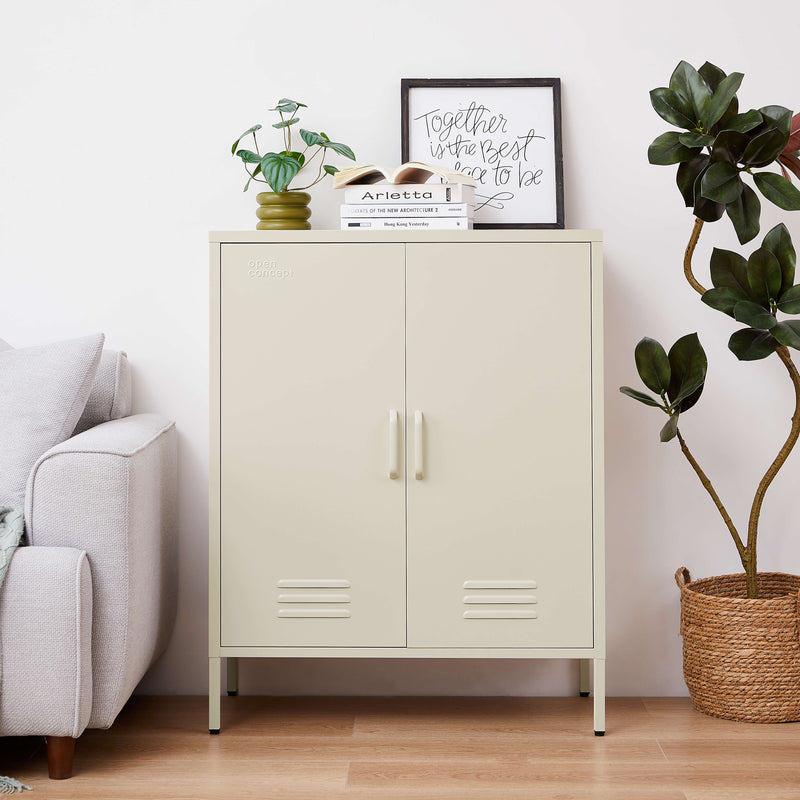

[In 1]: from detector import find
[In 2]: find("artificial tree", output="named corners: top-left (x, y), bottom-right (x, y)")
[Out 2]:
top-left (621, 61), bottom-right (800, 598)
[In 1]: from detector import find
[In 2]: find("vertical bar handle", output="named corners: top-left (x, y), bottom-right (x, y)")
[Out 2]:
top-left (388, 410), bottom-right (399, 479)
top-left (414, 410), bottom-right (424, 480)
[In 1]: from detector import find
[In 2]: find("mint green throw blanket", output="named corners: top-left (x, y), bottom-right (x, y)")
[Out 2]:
top-left (0, 507), bottom-right (32, 794)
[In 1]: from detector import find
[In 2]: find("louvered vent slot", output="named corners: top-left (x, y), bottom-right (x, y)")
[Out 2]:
top-left (462, 579), bottom-right (538, 620)
top-left (277, 579), bottom-right (352, 618)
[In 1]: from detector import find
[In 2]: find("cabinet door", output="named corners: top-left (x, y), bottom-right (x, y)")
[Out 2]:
top-left (406, 242), bottom-right (595, 648)
top-left (219, 243), bottom-right (406, 647)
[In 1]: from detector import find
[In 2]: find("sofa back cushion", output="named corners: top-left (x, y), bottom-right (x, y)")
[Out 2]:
top-left (0, 334), bottom-right (104, 508)
top-left (73, 349), bottom-right (132, 434)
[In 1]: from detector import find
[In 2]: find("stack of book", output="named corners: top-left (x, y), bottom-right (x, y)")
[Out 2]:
top-left (334, 162), bottom-right (477, 231)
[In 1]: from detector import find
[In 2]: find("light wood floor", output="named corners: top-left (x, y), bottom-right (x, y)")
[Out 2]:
top-left (4, 695), bottom-right (800, 799)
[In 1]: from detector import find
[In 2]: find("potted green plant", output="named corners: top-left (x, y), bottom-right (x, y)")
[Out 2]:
top-left (621, 60), bottom-right (800, 722)
top-left (231, 98), bottom-right (356, 230)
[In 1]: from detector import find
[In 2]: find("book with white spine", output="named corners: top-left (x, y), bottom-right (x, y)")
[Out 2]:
top-left (341, 217), bottom-right (473, 231)
top-left (340, 203), bottom-right (474, 218)
top-left (342, 183), bottom-right (476, 205)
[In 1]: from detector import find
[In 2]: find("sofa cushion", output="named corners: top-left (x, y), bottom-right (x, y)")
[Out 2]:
top-left (0, 334), bottom-right (104, 508)
top-left (73, 349), bottom-right (132, 434)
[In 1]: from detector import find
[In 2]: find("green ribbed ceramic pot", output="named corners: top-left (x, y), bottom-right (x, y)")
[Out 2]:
top-left (255, 191), bottom-right (312, 230)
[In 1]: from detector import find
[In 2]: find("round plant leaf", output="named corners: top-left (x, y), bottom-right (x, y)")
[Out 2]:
top-left (701, 160), bottom-right (743, 204)
top-left (259, 152), bottom-right (302, 193)
top-left (725, 183), bottom-right (761, 244)
top-left (698, 61), bottom-right (727, 92)
top-left (648, 132), bottom-right (698, 165)
top-left (728, 328), bottom-right (780, 360)
top-left (300, 129), bottom-right (326, 147)
top-left (634, 337), bottom-right (671, 395)
top-left (732, 300), bottom-right (777, 330)
top-left (759, 105), bottom-right (793, 135)
top-left (323, 165), bottom-right (339, 175)
top-left (650, 87), bottom-right (696, 130)
top-left (677, 382), bottom-right (705, 414)
top-left (678, 131), bottom-right (715, 149)
top-left (667, 333), bottom-right (707, 407)
top-left (771, 320), bottom-right (800, 350)
top-left (694, 194), bottom-right (725, 223)
top-left (753, 172), bottom-right (800, 211)
top-left (777, 284), bottom-right (800, 314)
top-left (743, 129), bottom-right (789, 167)
top-left (710, 247), bottom-right (750, 293)
top-left (272, 117), bottom-right (300, 129)
top-left (235, 149), bottom-right (261, 164)
top-left (710, 130), bottom-right (749, 164)
top-left (702, 286), bottom-right (748, 317)
top-left (619, 386), bottom-right (663, 408)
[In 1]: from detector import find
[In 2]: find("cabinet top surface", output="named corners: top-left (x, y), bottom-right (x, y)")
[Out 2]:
top-left (210, 229), bottom-right (602, 244)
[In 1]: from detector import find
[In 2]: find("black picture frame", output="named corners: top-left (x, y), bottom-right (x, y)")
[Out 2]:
top-left (401, 78), bottom-right (564, 229)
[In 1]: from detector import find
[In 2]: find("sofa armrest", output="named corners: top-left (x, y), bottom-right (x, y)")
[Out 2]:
top-left (0, 547), bottom-right (92, 738)
top-left (24, 413), bottom-right (177, 728)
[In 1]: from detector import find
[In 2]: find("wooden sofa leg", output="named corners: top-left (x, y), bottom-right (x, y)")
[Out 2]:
top-left (46, 736), bottom-right (76, 779)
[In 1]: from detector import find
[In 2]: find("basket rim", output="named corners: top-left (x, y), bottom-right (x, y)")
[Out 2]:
top-left (676, 568), bottom-right (800, 605)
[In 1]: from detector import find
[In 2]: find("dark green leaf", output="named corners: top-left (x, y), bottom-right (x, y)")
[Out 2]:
top-left (704, 72), bottom-right (743, 129)
top-left (710, 130), bottom-right (749, 164)
top-left (726, 183), bottom-right (761, 244)
top-left (323, 165), bottom-right (339, 175)
top-left (272, 117), bottom-right (300, 129)
top-left (695, 195), bottom-right (725, 223)
top-left (669, 61), bottom-right (710, 121)
top-left (619, 386), bottom-right (663, 407)
top-left (728, 328), bottom-right (780, 360)
top-left (667, 333), bottom-right (707, 407)
top-left (759, 105), bottom-right (792, 135)
top-left (678, 131), bottom-right (715, 148)
top-left (742, 129), bottom-right (789, 167)
top-left (771, 320), bottom-right (800, 350)
top-left (259, 152), bottom-right (302, 193)
top-left (231, 124), bottom-right (262, 155)
top-left (777, 284), bottom-right (800, 314)
top-left (724, 110), bottom-right (763, 134)
top-left (710, 247), bottom-right (751, 293)
top-left (634, 337), bottom-right (671, 395)
top-left (300, 128), bottom-right (325, 147)
top-left (650, 87), bottom-right (696, 130)
top-left (747, 247), bottom-right (783, 304)
top-left (648, 132), bottom-right (699, 165)
top-left (733, 300), bottom-right (777, 329)
top-left (698, 62), bottom-right (727, 92)
top-left (660, 413), bottom-right (680, 442)
top-left (763, 223), bottom-right (796, 294)
top-left (701, 160), bottom-right (743, 204)
top-left (235, 149), bottom-right (261, 164)
top-left (321, 141), bottom-right (356, 160)
top-left (676, 156), bottom-right (709, 207)
top-left (702, 286), bottom-right (748, 317)
top-left (678, 382), bottom-right (704, 413)
top-left (753, 172), bottom-right (800, 211)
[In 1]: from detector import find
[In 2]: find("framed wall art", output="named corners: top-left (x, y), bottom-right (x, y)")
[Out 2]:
top-left (401, 78), bottom-right (564, 229)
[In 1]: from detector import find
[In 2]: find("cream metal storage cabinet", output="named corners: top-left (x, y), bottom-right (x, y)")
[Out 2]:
top-left (209, 230), bottom-right (605, 734)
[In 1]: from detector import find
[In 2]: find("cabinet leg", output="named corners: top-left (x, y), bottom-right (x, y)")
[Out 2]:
top-left (209, 657), bottom-right (221, 734)
top-left (226, 657), bottom-right (239, 696)
top-left (579, 659), bottom-right (590, 697)
top-left (593, 658), bottom-right (606, 735)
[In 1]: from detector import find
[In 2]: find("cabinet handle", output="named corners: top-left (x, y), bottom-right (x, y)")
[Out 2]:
top-left (414, 410), bottom-right (424, 480)
top-left (388, 410), bottom-right (399, 479)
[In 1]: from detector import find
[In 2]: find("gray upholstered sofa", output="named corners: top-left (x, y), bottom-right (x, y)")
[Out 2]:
top-left (0, 335), bottom-right (177, 779)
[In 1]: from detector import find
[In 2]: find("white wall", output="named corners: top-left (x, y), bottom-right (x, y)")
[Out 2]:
top-left (2, 0), bottom-right (800, 698)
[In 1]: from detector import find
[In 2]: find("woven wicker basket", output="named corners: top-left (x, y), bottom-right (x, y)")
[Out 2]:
top-left (676, 567), bottom-right (800, 722)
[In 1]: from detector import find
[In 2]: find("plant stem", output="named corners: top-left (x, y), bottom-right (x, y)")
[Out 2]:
top-left (292, 147), bottom-right (326, 191)
top-left (743, 346), bottom-right (800, 597)
top-left (684, 217), bottom-right (706, 296)
top-left (676, 429), bottom-right (746, 563)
